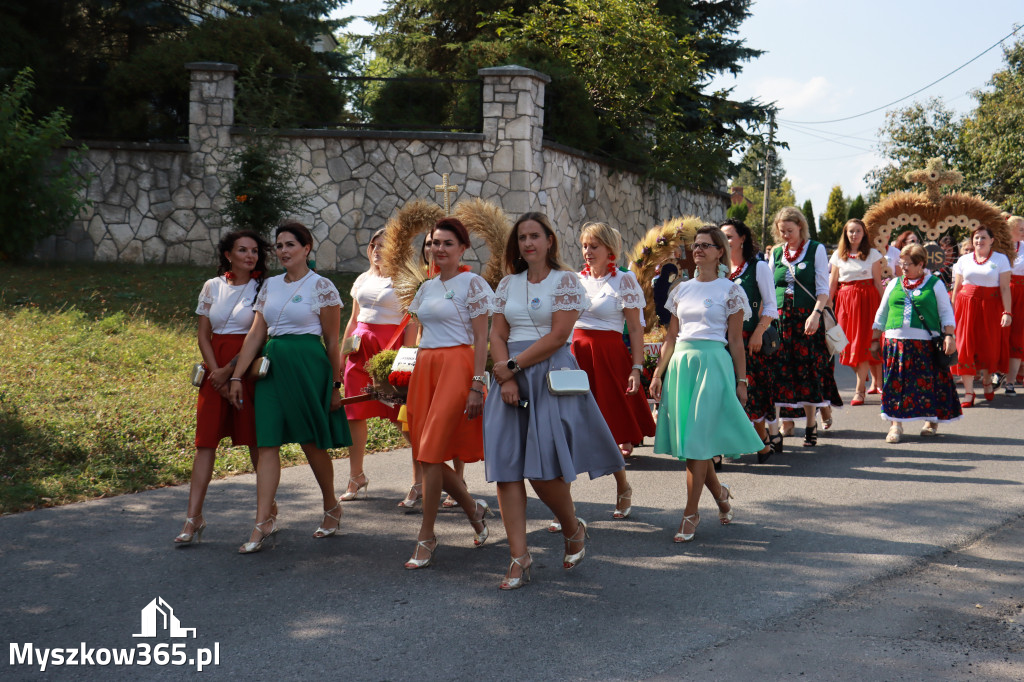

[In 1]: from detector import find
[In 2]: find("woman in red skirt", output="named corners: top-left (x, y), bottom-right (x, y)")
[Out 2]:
top-left (175, 230), bottom-right (268, 546)
top-left (1005, 216), bottom-right (1024, 393)
top-left (951, 226), bottom-right (1013, 405)
top-left (572, 222), bottom-right (655, 520)
top-left (339, 228), bottom-right (418, 502)
top-left (828, 219), bottom-right (884, 405)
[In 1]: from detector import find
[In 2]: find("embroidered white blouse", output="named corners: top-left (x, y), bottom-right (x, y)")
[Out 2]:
top-left (768, 241), bottom-right (830, 297)
top-left (669, 277), bottom-right (751, 344)
top-left (574, 270), bottom-right (645, 332)
top-left (253, 272), bottom-right (342, 337)
top-left (829, 248), bottom-right (883, 282)
top-left (493, 270), bottom-right (591, 343)
top-left (409, 271), bottom-right (493, 349)
top-left (350, 272), bottom-right (404, 325)
top-left (1012, 241), bottom-right (1024, 277)
top-left (195, 276), bottom-right (258, 335)
top-left (951, 252), bottom-right (1011, 287)
top-left (885, 244), bottom-right (901, 273)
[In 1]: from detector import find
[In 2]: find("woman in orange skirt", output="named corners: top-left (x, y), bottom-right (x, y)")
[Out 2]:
top-left (828, 219), bottom-right (884, 405)
top-left (176, 230), bottom-right (268, 546)
top-left (1005, 216), bottom-right (1024, 393)
top-left (951, 226), bottom-right (1013, 406)
top-left (402, 217), bottom-right (495, 569)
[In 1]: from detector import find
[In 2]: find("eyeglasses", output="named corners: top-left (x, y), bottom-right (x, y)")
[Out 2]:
top-left (692, 242), bottom-right (718, 251)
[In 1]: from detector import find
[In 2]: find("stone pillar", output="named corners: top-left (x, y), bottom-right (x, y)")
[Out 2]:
top-left (478, 65), bottom-right (551, 215)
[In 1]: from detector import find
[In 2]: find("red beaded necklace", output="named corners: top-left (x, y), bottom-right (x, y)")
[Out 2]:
top-left (973, 250), bottom-right (991, 266)
top-left (728, 262), bottom-right (746, 281)
top-left (902, 274), bottom-right (925, 291)
top-left (784, 240), bottom-right (805, 262)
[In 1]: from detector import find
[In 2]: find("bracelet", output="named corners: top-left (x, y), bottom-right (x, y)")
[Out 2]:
top-left (631, 364), bottom-right (643, 371)
top-left (737, 378), bottom-right (748, 385)
top-left (1003, 312), bottom-right (1012, 317)
top-left (229, 377), bottom-right (242, 383)
top-left (469, 387), bottom-right (484, 396)
top-left (471, 375), bottom-right (487, 384)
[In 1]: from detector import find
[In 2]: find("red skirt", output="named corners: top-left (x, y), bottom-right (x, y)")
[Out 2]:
top-left (1010, 275), bottom-right (1024, 362)
top-left (342, 321), bottom-right (402, 422)
top-left (407, 346), bottom-right (484, 464)
top-left (953, 284), bottom-right (1008, 375)
top-left (571, 329), bottom-right (656, 445)
top-left (195, 334), bottom-right (257, 448)
top-left (835, 279), bottom-right (881, 368)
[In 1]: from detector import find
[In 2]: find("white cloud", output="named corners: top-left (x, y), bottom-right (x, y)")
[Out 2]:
top-left (754, 76), bottom-right (850, 116)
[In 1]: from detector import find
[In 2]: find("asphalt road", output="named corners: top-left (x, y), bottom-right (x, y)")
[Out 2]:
top-left (3, 365), bottom-right (1023, 680)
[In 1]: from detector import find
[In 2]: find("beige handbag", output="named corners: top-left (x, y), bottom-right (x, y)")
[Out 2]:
top-left (790, 269), bottom-right (847, 356)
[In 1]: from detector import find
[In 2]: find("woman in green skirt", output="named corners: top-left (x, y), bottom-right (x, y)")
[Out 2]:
top-left (229, 221), bottom-right (352, 553)
top-left (650, 226), bottom-right (764, 543)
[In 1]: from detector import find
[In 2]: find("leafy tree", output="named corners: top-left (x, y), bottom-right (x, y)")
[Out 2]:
top-left (847, 194), bottom-right (866, 220)
top-left (960, 38), bottom-right (1024, 214)
top-left (726, 202), bottom-right (748, 221)
top-left (0, 68), bottom-right (90, 259)
top-left (819, 185), bottom-right (847, 245)
top-left (802, 199), bottom-right (817, 240)
top-left (741, 178), bottom-right (796, 240)
top-left (733, 138), bottom-right (786, 190)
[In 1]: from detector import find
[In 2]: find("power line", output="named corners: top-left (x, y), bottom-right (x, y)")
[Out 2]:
top-left (779, 124), bottom-right (875, 152)
top-left (780, 120), bottom-right (878, 144)
top-left (779, 24), bottom-right (1022, 125)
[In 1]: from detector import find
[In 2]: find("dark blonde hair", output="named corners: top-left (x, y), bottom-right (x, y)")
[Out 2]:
top-left (579, 222), bottom-right (622, 262)
top-left (772, 206), bottom-right (810, 243)
top-left (836, 219), bottom-right (870, 261)
top-left (504, 212), bottom-right (568, 274)
top-left (694, 225), bottom-right (730, 275)
top-left (900, 243), bottom-right (927, 267)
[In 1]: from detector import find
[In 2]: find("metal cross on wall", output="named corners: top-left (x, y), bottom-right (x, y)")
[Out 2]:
top-left (434, 173), bottom-right (459, 214)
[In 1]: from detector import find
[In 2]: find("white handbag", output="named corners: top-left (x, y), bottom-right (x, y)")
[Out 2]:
top-left (546, 368), bottom-right (590, 395)
top-left (821, 308), bottom-right (848, 356)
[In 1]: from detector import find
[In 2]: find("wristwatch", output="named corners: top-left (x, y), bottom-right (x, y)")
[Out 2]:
top-left (506, 357), bottom-right (522, 374)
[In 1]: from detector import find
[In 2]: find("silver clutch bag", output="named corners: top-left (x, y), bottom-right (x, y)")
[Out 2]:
top-left (190, 362), bottom-right (206, 388)
top-left (248, 356), bottom-right (271, 381)
top-left (547, 368), bottom-right (590, 395)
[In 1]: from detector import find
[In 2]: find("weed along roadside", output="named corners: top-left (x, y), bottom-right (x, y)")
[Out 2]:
top-left (0, 263), bottom-right (403, 513)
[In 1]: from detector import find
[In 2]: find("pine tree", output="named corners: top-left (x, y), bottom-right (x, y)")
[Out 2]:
top-left (819, 186), bottom-right (847, 245)
top-left (802, 199), bottom-right (817, 240)
top-left (847, 194), bottom-right (866, 220)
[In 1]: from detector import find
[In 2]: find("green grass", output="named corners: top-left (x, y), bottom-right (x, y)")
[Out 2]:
top-left (0, 263), bottom-right (406, 513)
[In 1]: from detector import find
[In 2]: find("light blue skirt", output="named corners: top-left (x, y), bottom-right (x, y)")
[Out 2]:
top-left (653, 340), bottom-right (764, 461)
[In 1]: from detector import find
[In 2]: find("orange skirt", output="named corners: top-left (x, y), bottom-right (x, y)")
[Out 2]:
top-left (953, 284), bottom-right (1008, 376)
top-left (835, 279), bottom-right (881, 368)
top-left (195, 334), bottom-right (257, 448)
top-left (406, 346), bottom-right (484, 464)
top-left (1010, 275), bottom-right (1024, 361)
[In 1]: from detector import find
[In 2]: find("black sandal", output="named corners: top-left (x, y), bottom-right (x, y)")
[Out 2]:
top-left (767, 432), bottom-right (784, 458)
top-left (756, 436), bottom-right (772, 464)
top-left (803, 424), bottom-right (817, 447)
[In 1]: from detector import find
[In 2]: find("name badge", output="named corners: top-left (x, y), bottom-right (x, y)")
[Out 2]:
top-left (292, 295), bottom-right (303, 303)
top-left (703, 298), bottom-right (713, 308)
top-left (530, 297), bottom-right (542, 310)
top-left (912, 290), bottom-right (922, 297)
top-left (797, 262), bottom-right (807, 270)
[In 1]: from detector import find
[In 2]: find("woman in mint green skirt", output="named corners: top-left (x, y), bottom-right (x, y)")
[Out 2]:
top-left (650, 226), bottom-right (763, 543)
top-left (229, 221), bottom-right (352, 553)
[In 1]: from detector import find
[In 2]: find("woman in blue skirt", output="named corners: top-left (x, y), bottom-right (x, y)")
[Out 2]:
top-left (650, 226), bottom-right (763, 543)
top-left (229, 221), bottom-right (352, 553)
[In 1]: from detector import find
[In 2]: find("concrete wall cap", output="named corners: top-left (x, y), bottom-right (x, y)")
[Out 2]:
top-left (185, 62), bottom-right (239, 72)
top-left (477, 65), bottom-right (551, 83)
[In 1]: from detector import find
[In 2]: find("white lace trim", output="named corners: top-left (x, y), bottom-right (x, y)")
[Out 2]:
top-left (465, 276), bottom-right (493, 319)
top-left (252, 283), bottom-right (269, 314)
top-left (726, 281), bottom-right (753, 321)
top-left (195, 280), bottom-right (215, 317)
top-left (310, 276), bottom-right (342, 315)
top-left (551, 272), bottom-right (590, 312)
top-left (492, 276), bottom-right (511, 315)
top-left (616, 274), bottom-right (645, 310)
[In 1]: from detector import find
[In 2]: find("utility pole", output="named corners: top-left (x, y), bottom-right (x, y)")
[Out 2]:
top-left (761, 111), bottom-right (776, 246)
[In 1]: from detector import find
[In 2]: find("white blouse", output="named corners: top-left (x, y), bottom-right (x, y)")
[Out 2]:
top-left (195, 276), bottom-right (258, 335)
top-left (768, 241), bottom-right (830, 297)
top-left (1012, 242), bottom-right (1024, 277)
top-left (493, 270), bottom-right (591, 343)
top-left (574, 270), bottom-right (645, 332)
top-left (731, 261), bottom-right (779, 320)
top-left (409, 271), bottom-right (493, 349)
top-left (350, 272), bottom-right (404, 325)
top-left (254, 272), bottom-right (342, 337)
top-left (669, 277), bottom-right (751, 344)
top-left (830, 248), bottom-right (882, 282)
top-left (885, 245), bottom-right (901, 273)
top-left (952, 252), bottom-right (1011, 287)
top-left (873, 277), bottom-right (955, 341)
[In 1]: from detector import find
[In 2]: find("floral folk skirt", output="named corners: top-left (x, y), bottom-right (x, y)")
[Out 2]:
top-left (774, 296), bottom-right (843, 411)
top-left (880, 338), bottom-right (962, 423)
top-left (742, 329), bottom-right (777, 424)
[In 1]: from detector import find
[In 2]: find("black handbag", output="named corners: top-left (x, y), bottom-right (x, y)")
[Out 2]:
top-left (906, 289), bottom-right (957, 369)
top-left (746, 321), bottom-right (780, 356)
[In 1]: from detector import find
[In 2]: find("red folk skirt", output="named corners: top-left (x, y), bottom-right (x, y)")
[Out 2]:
top-left (406, 345), bottom-right (484, 464)
top-left (571, 329), bottom-right (656, 446)
top-left (195, 333), bottom-right (257, 448)
top-left (1010, 275), bottom-right (1024, 362)
top-left (953, 284), bottom-right (1008, 376)
top-left (342, 321), bottom-right (402, 422)
top-left (835, 279), bottom-right (881, 368)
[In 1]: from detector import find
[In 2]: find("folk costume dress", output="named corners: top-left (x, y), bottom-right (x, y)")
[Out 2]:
top-left (484, 270), bottom-right (624, 483)
top-left (652, 277), bottom-right (764, 461)
top-left (873, 275), bottom-right (961, 424)
top-left (728, 259), bottom-right (779, 424)
top-left (1009, 241), bottom-right (1024, 371)
top-left (769, 240), bottom-right (843, 411)
top-left (343, 272), bottom-right (404, 422)
top-left (407, 271), bottom-right (493, 464)
top-left (951, 251), bottom-right (1011, 376)
top-left (572, 269), bottom-right (656, 447)
top-left (194, 276), bottom-right (259, 448)
top-left (830, 248), bottom-right (883, 368)
top-left (251, 272), bottom-right (352, 449)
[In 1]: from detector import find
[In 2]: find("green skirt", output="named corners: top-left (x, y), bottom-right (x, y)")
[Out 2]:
top-left (653, 340), bottom-right (764, 461)
top-left (255, 334), bottom-right (352, 449)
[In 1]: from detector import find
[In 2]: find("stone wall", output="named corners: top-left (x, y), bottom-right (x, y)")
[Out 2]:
top-left (42, 63), bottom-right (728, 272)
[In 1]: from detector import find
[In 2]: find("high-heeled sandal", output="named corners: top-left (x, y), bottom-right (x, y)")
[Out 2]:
top-left (470, 499), bottom-right (493, 547)
top-left (547, 519), bottom-right (562, 533)
top-left (404, 536), bottom-right (437, 570)
top-left (850, 390), bottom-right (865, 406)
top-left (983, 381), bottom-right (995, 401)
top-left (238, 518), bottom-right (276, 554)
top-left (716, 484), bottom-right (734, 525)
top-left (313, 499), bottom-right (342, 538)
top-left (803, 424), bottom-right (818, 447)
top-left (397, 483), bottom-right (422, 511)
top-left (756, 436), bottom-right (772, 464)
top-left (499, 553), bottom-right (533, 590)
top-left (562, 518), bottom-right (589, 570)
top-left (960, 392), bottom-right (976, 408)
top-left (674, 513), bottom-right (700, 543)
top-left (443, 479), bottom-right (467, 508)
top-left (612, 487), bottom-right (633, 519)
top-left (821, 410), bottom-right (833, 430)
top-left (174, 516), bottom-right (206, 546)
top-left (339, 473), bottom-right (369, 501)
top-left (770, 431), bottom-right (784, 454)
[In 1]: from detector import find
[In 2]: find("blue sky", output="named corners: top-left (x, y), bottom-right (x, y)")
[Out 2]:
top-left (336, 0), bottom-right (1023, 215)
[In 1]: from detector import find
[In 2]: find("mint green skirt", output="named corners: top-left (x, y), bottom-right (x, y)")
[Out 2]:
top-left (255, 334), bottom-right (352, 449)
top-left (653, 340), bottom-right (764, 461)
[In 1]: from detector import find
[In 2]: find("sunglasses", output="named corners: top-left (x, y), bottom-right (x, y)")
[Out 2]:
top-left (691, 242), bottom-right (719, 251)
